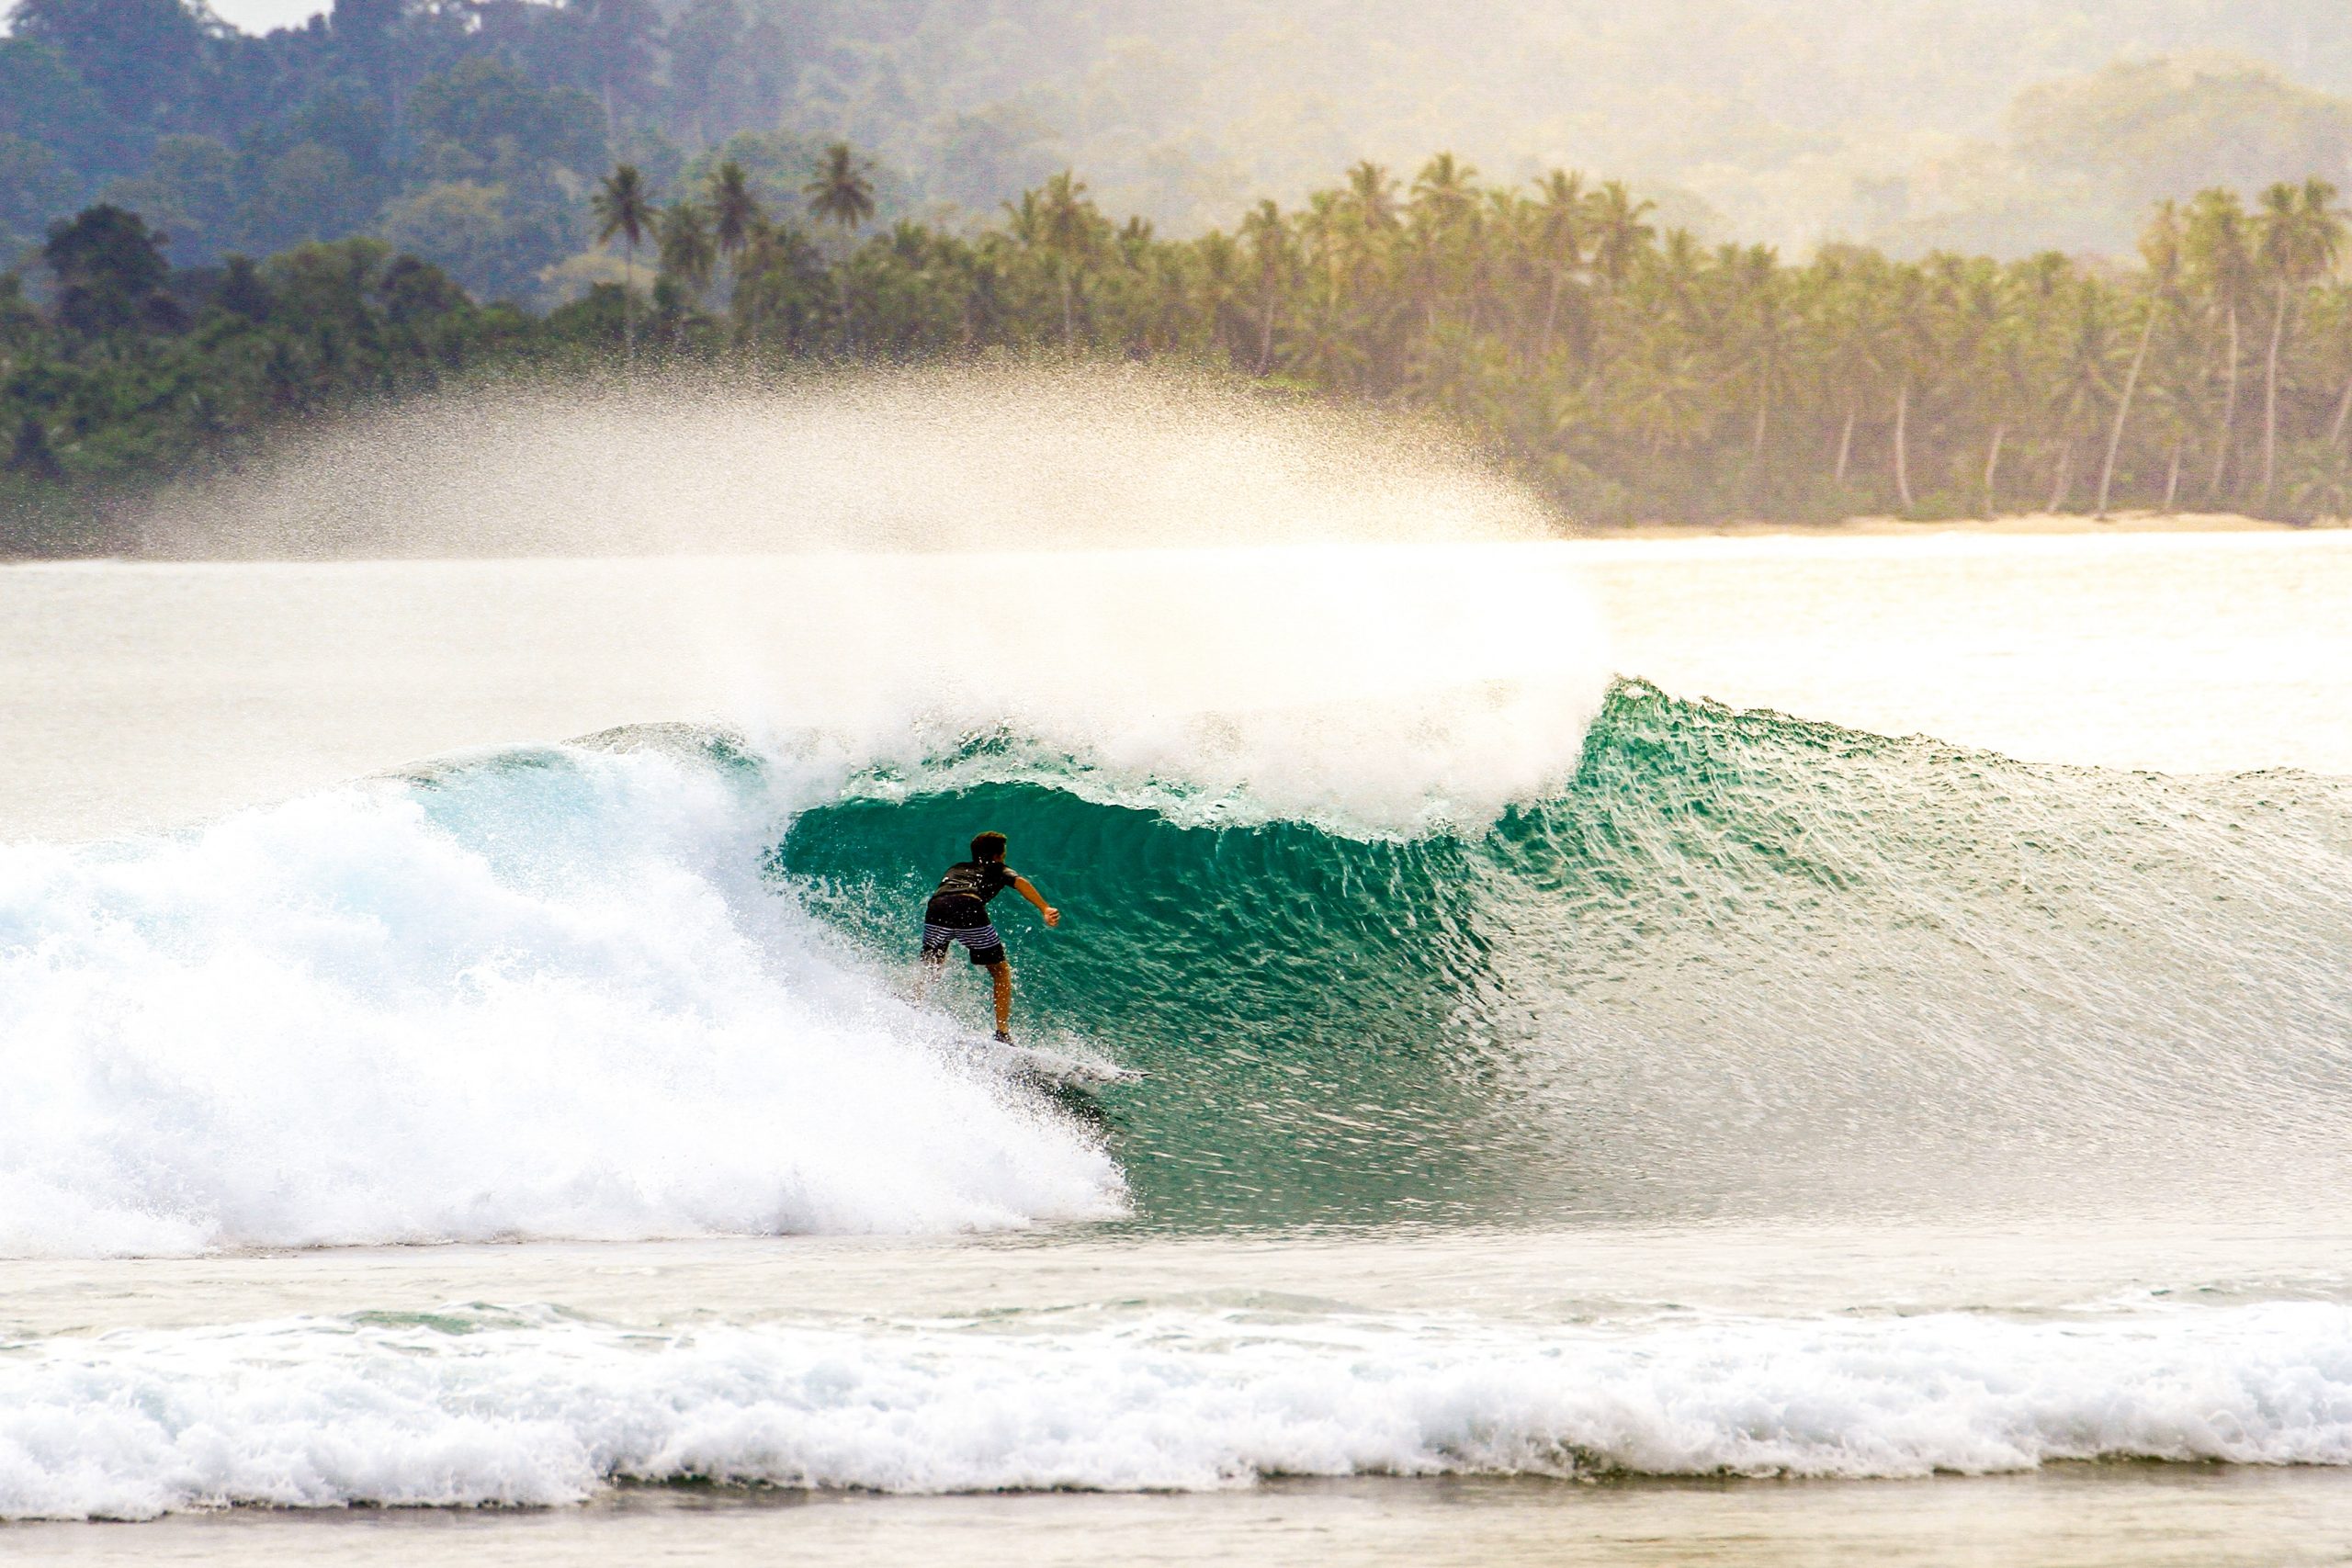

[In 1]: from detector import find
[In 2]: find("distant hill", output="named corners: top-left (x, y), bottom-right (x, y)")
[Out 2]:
top-left (4, 0), bottom-right (2351, 300)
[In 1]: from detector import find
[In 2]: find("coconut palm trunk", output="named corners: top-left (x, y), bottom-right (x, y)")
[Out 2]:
top-left (2165, 442), bottom-right (2183, 508)
top-left (2098, 306), bottom-right (2156, 516)
top-left (2261, 276), bottom-right (2289, 498)
top-left (622, 243), bottom-right (637, 356)
top-left (2207, 307), bottom-right (2240, 499)
top-left (1834, 408), bottom-right (1857, 486)
top-left (1892, 380), bottom-right (1914, 510)
top-left (2331, 373), bottom-right (2352, 447)
top-left (1539, 271), bottom-right (1565, 362)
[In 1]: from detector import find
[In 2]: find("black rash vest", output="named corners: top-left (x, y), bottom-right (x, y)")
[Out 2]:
top-left (929, 860), bottom-right (1019, 914)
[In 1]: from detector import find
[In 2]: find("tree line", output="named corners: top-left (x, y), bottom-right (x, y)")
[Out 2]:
top-left (7, 150), bottom-right (2352, 551)
top-left (619, 152), bottom-right (2352, 525)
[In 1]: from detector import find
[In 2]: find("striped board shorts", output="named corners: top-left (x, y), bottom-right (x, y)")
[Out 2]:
top-left (922, 919), bottom-right (1006, 966)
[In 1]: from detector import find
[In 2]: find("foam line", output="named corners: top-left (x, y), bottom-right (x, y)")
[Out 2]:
top-left (6, 1301), bottom-right (2351, 1518)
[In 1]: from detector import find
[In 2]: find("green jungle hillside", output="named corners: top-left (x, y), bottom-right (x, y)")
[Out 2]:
top-left (6, 1), bottom-right (2352, 549)
top-left (7, 0), bottom-right (2352, 284)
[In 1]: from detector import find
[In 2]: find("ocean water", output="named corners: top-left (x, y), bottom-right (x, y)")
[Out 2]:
top-left (3, 528), bottom-right (2351, 1565)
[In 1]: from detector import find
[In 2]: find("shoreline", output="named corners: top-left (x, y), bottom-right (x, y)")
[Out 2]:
top-left (1574, 510), bottom-right (2347, 540)
top-left (6, 512), bottom-right (2340, 568)
top-left (10, 1468), bottom-right (2352, 1568)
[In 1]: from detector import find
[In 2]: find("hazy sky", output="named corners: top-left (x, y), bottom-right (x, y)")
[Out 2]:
top-left (211, 0), bottom-right (326, 32)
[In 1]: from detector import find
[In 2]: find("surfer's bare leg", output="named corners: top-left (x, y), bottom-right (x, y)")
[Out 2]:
top-left (913, 945), bottom-right (946, 1000)
top-left (988, 960), bottom-right (1013, 1037)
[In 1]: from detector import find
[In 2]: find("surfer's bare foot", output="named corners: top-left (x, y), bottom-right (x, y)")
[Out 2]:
top-left (993, 1030), bottom-right (1013, 1044)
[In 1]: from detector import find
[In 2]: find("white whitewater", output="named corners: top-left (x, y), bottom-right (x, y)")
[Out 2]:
top-left (0, 744), bottom-right (1121, 1258)
top-left (7, 1298), bottom-right (2352, 1519)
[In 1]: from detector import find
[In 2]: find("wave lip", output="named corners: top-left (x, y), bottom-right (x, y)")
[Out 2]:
top-left (6, 1300), bottom-right (2351, 1519)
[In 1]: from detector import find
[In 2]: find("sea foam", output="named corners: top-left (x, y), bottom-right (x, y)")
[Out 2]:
top-left (0, 741), bottom-right (1122, 1258)
top-left (5, 1299), bottom-right (2350, 1518)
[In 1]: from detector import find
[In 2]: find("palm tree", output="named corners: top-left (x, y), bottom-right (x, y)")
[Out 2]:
top-left (1814, 249), bottom-right (1896, 491)
top-left (1191, 228), bottom-right (1250, 365)
top-left (2319, 280), bottom-right (2352, 448)
top-left (2098, 200), bottom-right (2183, 515)
top-left (732, 218), bottom-right (823, 351)
top-left (1239, 198), bottom-right (1294, 372)
top-left (1615, 325), bottom-right (1711, 463)
top-left (805, 141), bottom-right (876, 232)
top-left (1922, 254), bottom-right (2010, 514)
top-left (805, 141), bottom-right (876, 352)
top-left (2256, 178), bottom-right (2345, 499)
top-left (657, 201), bottom-right (716, 303)
top-left (1405, 153), bottom-right (1478, 344)
top-left (1344, 160), bottom-right (1398, 234)
top-left (1654, 228), bottom-right (1706, 325)
top-left (1883, 263), bottom-right (1942, 512)
top-left (707, 159), bottom-right (763, 323)
top-left (1474, 187), bottom-right (1538, 340)
top-left (1802, 254), bottom-right (1861, 488)
top-left (2255, 182), bottom-right (2299, 501)
top-left (2043, 279), bottom-right (2121, 512)
top-left (1408, 152), bottom-right (1478, 225)
top-left (1725, 245), bottom-right (1788, 472)
top-left (1115, 213), bottom-right (1155, 269)
top-left (1977, 304), bottom-right (2036, 514)
top-left (1298, 188), bottom-right (1347, 292)
top-left (1036, 170), bottom-right (1102, 347)
top-left (1587, 181), bottom-right (1656, 294)
top-left (1530, 169), bottom-right (1588, 363)
top-left (1283, 296), bottom-right (1371, 389)
top-left (592, 163), bottom-right (657, 355)
top-left (2182, 188), bottom-right (2253, 500)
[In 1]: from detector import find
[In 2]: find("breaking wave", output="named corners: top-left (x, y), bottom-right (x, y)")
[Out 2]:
top-left (3, 680), bottom-right (2348, 1255)
top-left (6, 1297), bottom-right (2352, 1518)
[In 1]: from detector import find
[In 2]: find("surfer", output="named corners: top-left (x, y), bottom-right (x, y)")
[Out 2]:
top-left (916, 831), bottom-right (1059, 1043)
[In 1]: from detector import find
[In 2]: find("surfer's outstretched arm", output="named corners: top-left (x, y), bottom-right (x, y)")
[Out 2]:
top-left (1011, 875), bottom-right (1060, 927)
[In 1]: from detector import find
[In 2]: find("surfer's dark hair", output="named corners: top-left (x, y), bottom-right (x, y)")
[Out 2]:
top-left (971, 831), bottom-right (1008, 862)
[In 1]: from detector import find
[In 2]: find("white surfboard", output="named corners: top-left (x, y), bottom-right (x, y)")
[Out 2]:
top-left (977, 1036), bottom-right (1148, 1089)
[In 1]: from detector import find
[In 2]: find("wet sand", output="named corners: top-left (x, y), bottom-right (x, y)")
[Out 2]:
top-left (11, 1469), bottom-right (2352, 1568)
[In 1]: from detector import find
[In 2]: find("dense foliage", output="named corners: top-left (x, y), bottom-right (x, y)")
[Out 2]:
top-left (0, 0), bottom-right (821, 299)
top-left (9, 152), bottom-right (2352, 551)
top-left (7, 0), bottom-right (2352, 288)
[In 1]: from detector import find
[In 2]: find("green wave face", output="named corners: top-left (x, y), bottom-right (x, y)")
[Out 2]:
top-left (779, 682), bottom-right (2352, 1230)
top-left (786, 782), bottom-right (1520, 1228)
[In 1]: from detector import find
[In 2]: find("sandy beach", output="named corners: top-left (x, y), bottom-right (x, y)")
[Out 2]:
top-left (1581, 510), bottom-right (2347, 539)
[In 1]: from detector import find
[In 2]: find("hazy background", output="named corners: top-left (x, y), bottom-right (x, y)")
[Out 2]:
top-left (6, 0), bottom-right (2352, 302)
top-left (179, 0), bottom-right (2352, 258)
